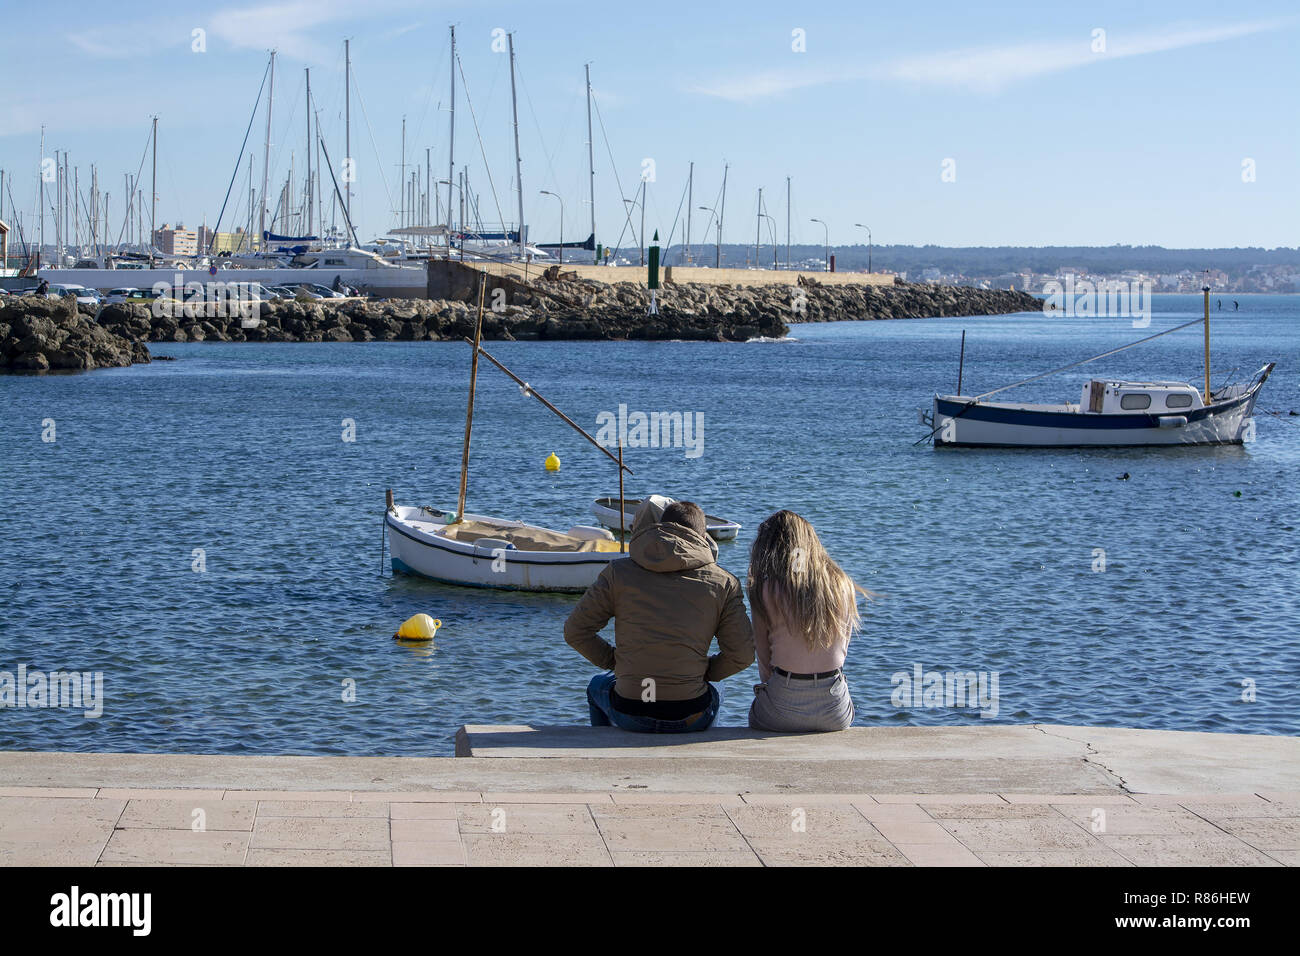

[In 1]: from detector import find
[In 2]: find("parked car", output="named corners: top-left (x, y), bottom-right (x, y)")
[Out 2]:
top-left (304, 283), bottom-right (346, 299)
top-left (46, 284), bottom-right (101, 306)
top-left (281, 283), bottom-right (327, 300)
top-left (104, 287), bottom-right (161, 305)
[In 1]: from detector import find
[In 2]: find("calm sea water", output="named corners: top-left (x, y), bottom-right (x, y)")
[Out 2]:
top-left (1, 294), bottom-right (1297, 755)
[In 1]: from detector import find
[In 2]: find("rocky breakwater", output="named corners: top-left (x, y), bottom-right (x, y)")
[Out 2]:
top-left (1, 275), bottom-right (1044, 372)
top-left (1, 294), bottom-right (151, 372)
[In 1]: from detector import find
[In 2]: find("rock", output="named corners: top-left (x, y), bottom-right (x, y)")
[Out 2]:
top-left (2, 295), bottom-right (148, 373)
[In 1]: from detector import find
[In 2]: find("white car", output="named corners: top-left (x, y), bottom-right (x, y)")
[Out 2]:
top-left (46, 283), bottom-right (101, 306)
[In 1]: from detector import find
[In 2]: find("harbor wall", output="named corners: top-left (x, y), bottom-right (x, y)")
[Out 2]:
top-left (426, 259), bottom-right (896, 297)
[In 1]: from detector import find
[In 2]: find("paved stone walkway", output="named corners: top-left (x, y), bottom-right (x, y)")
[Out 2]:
top-left (2, 787), bottom-right (1296, 866)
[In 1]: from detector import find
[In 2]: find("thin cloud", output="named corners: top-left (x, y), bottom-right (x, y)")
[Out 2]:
top-left (686, 66), bottom-right (865, 101)
top-left (209, 0), bottom-right (374, 62)
top-left (689, 18), bottom-right (1293, 101)
top-left (887, 18), bottom-right (1292, 93)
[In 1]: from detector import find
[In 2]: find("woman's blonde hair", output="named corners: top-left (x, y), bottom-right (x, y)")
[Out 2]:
top-left (747, 510), bottom-right (872, 651)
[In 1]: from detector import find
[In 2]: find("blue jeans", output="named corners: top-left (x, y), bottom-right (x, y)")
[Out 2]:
top-left (586, 673), bottom-right (719, 733)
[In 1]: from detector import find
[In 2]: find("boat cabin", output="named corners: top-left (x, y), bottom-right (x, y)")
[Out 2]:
top-left (1081, 380), bottom-right (1204, 415)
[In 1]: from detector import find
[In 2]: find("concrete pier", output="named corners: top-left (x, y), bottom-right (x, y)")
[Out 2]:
top-left (2, 725), bottom-right (1296, 866)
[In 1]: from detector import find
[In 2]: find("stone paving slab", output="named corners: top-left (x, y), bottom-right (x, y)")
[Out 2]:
top-left (0, 786), bottom-right (1293, 866)
top-left (0, 724), bottom-right (1296, 866)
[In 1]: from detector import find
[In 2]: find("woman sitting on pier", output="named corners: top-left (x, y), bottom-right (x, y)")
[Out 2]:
top-left (747, 511), bottom-right (869, 733)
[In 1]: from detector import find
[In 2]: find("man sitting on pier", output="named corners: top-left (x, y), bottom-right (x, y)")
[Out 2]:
top-left (564, 497), bottom-right (753, 732)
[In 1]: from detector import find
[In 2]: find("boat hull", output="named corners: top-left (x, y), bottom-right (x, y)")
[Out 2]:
top-left (931, 388), bottom-right (1262, 448)
top-left (386, 507), bottom-right (617, 592)
top-left (590, 498), bottom-right (741, 541)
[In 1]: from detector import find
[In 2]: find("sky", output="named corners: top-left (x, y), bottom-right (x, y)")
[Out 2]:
top-left (1, 0), bottom-right (1297, 252)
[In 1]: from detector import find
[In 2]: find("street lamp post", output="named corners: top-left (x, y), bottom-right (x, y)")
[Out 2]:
top-left (540, 190), bottom-right (563, 264)
top-left (854, 223), bottom-right (872, 273)
top-left (810, 218), bottom-right (829, 272)
top-left (699, 205), bottom-right (720, 268)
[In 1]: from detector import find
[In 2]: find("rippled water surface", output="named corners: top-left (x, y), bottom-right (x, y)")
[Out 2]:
top-left (2, 294), bottom-right (1297, 754)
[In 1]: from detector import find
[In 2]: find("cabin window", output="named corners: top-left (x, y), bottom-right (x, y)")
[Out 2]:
top-left (1119, 393), bottom-right (1152, 410)
top-left (1165, 393), bottom-right (1193, 409)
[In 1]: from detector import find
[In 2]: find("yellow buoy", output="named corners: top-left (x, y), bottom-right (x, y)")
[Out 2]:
top-left (544, 452), bottom-right (561, 471)
top-left (394, 614), bottom-right (442, 641)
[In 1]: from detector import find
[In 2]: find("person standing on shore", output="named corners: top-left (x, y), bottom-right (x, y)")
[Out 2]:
top-left (564, 497), bottom-right (753, 732)
top-left (746, 510), bottom-right (870, 733)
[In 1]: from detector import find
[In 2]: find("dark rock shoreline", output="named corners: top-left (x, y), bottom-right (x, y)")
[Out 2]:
top-left (2, 279), bottom-right (1042, 372)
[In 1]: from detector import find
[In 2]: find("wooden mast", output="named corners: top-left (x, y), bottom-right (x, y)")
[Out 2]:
top-left (455, 272), bottom-right (488, 523)
top-left (618, 443), bottom-right (626, 553)
top-left (1202, 275), bottom-right (1212, 403)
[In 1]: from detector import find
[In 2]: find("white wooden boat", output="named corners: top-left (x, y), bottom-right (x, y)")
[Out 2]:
top-left (386, 505), bottom-right (622, 592)
top-left (386, 270), bottom-right (634, 591)
top-left (923, 367), bottom-right (1273, 448)
top-left (591, 497), bottom-right (741, 541)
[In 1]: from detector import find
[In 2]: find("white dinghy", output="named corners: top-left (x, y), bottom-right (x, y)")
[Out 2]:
top-left (386, 272), bottom-right (633, 591)
top-left (386, 505), bottom-right (623, 592)
top-left (591, 497), bottom-right (742, 542)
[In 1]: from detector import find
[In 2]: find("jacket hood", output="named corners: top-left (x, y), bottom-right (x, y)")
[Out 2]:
top-left (628, 495), bottom-right (719, 573)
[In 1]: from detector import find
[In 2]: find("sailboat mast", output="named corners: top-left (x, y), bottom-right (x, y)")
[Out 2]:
top-left (456, 273), bottom-right (488, 524)
top-left (755, 187), bottom-right (762, 269)
top-left (686, 161), bottom-right (692, 265)
top-left (305, 67), bottom-right (312, 236)
top-left (586, 63), bottom-right (596, 264)
top-left (150, 119), bottom-right (158, 265)
top-left (400, 115), bottom-right (406, 229)
top-left (260, 50), bottom-right (275, 251)
top-left (38, 126), bottom-right (44, 269)
top-left (718, 163), bottom-right (728, 269)
top-left (344, 40), bottom-right (351, 229)
top-left (1202, 275), bottom-right (1212, 403)
top-left (508, 33), bottom-right (525, 260)
top-left (446, 26), bottom-right (456, 251)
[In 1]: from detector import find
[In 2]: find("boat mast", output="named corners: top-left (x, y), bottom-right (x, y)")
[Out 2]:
top-left (150, 119), bottom-right (158, 266)
top-left (508, 33), bottom-right (524, 260)
top-left (400, 115), bottom-right (406, 229)
top-left (585, 63), bottom-right (596, 264)
top-left (755, 187), bottom-right (762, 269)
top-left (38, 126), bottom-right (44, 269)
top-left (1202, 273), bottom-right (1212, 403)
top-left (717, 163), bottom-right (728, 269)
top-left (456, 273), bottom-right (488, 524)
top-left (305, 67), bottom-right (312, 236)
top-left (259, 50), bottom-right (276, 252)
top-left (685, 161), bottom-right (692, 265)
top-left (344, 40), bottom-right (351, 231)
top-left (446, 26), bottom-right (455, 254)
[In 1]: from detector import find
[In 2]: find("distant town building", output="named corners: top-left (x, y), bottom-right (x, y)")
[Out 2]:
top-left (210, 229), bottom-right (251, 254)
top-left (152, 223), bottom-right (198, 256)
